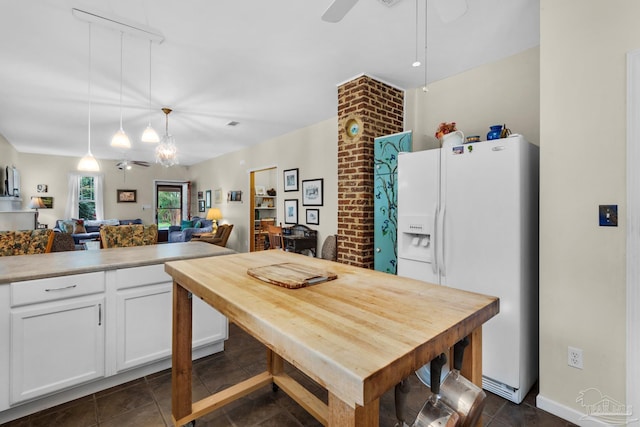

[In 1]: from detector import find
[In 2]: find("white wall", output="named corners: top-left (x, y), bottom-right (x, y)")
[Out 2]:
top-left (189, 117), bottom-right (338, 254)
top-left (537, 0), bottom-right (637, 420)
top-left (11, 151), bottom-right (188, 227)
top-left (405, 47), bottom-right (540, 150)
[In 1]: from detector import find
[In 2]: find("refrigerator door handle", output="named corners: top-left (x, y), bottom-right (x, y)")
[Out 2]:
top-left (432, 206), bottom-right (438, 275)
top-left (438, 204), bottom-right (446, 277)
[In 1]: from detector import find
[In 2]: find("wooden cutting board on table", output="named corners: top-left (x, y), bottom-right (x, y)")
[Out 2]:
top-left (247, 262), bottom-right (337, 289)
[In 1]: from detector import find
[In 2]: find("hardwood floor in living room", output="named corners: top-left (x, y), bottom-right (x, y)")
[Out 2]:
top-left (0, 323), bottom-right (576, 427)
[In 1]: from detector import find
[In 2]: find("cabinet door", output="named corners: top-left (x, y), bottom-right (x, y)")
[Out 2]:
top-left (116, 283), bottom-right (173, 371)
top-left (10, 295), bottom-right (105, 403)
top-left (115, 265), bottom-right (228, 372)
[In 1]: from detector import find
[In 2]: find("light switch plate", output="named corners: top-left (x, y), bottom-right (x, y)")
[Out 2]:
top-left (599, 205), bottom-right (618, 227)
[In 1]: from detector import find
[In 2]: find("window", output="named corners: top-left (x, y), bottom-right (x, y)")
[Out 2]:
top-left (65, 173), bottom-right (104, 220)
top-left (78, 176), bottom-right (96, 220)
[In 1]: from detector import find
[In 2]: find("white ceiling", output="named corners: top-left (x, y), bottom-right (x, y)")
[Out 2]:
top-left (0, 0), bottom-right (539, 166)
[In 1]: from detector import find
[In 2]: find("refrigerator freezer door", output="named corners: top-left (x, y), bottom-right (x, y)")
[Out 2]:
top-left (397, 149), bottom-right (440, 284)
top-left (440, 136), bottom-right (535, 392)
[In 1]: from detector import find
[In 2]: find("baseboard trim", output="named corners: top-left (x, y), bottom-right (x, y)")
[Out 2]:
top-left (536, 394), bottom-right (610, 427)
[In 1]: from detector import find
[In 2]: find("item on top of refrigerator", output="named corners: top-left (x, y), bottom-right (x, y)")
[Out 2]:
top-left (435, 122), bottom-right (457, 139)
top-left (500, 124), bottom-right (512, 138)
top-left (465, 135), bottom-right (480, 143)
top-left (487, 125), bottom-right (503, 140)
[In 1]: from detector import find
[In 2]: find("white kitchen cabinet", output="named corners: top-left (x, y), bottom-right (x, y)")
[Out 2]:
top-left (9, 273), bottom-right (105, 404)
top-left (114, 265), bottom-right (227, 372)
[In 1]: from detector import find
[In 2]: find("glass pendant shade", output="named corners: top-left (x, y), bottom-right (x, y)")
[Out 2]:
top-left (111, 128), bottom-right (131, 148)
top-left (156, 107), bottom-right (178, 167)
top-left (78, 152), bottom-right (100, 171)
top-left (155, 134), bottom-right (178, 167)
top-left (141, 124), bottom-right (160, 143)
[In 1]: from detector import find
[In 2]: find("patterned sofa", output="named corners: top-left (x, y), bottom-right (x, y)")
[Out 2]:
top-left (100, 224), bottom-right (158, 248)
top-left (0, 229), bottom-right (54, 256)
top-left (53, 218), bottom-right (143, 244)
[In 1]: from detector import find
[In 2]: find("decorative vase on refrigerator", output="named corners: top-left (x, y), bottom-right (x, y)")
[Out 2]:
top-left (374, 130), bottom-right (412, 274)
top-left (397, 134), bottom-right (539, 404)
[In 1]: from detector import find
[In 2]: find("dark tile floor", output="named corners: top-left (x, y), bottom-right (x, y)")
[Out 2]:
top-left (1, 323), bottom-right (576, 427)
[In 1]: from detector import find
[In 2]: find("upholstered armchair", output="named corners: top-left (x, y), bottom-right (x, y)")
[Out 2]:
top-left (168, 216), bottom-right (213, 243)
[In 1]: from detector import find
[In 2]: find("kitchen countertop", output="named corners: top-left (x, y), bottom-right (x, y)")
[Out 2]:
top-left (0, 242), bottom-right (235, 284)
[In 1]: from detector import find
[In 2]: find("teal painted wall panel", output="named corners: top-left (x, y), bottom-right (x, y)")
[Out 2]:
top-left (373, 131), bottom-right (412, 274)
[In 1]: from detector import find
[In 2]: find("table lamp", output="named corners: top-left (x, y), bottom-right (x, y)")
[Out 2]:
top-left (206, 208), bottom-right (222, 234)
top-left (28, 196), bottom-right (46, 227)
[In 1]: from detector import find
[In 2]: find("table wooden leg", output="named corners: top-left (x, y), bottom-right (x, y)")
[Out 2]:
top-left (328, 393), bottom-right (379, 427)
top-left (267, 348), bottom-right (283, 376)
top-left (460, 326), bottom-right (483, 389)
top-left (172, 282), bottom-right (193, 425)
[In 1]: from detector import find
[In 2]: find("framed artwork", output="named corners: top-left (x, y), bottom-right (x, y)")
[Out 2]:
top-left (283, 168), bottom-right (299, 192)
top-left (198, 199), bottom-right (205, 212)
top-left (214, 188), bottom-right (222, 204)
top-left (36, 184), bottom-right (48, 193)
top-left (117, 189), bottom-right (136, 203)
top-left (302, 178), bottom-right (323, 206)
top-left (41, 196), bottom-right (53, 209)
top-left (284, 199), bottom-right (298, 224)
top-left (228, 191), bottom-right (243, 202)
top-left (197, 191), bottom-right (203, 200)
top-left (205, 190), bottom-right (212, 208)
top-left (306, 209), bottom-right (319, 225)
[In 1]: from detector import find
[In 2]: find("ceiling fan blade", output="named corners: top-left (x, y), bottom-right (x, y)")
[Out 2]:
top-left (433, 0), bottom-right (468, 23)
top-left (321, 0), bottom-right (359, 23)
top-left (132, 161), bottom-right (151, 167)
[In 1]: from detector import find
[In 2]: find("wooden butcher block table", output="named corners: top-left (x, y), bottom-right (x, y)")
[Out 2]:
top-left (165, 250), bottom-right (499, 427)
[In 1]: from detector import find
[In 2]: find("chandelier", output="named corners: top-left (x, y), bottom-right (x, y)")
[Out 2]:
top-left (155, 107), bottom-right (178, 167)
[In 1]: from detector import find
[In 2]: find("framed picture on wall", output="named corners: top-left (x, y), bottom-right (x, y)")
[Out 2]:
top-left (198, 200), bottom-right (205, 212)
top-left (284, 199), bottom-right (298, 224)
top-left (41, 196), bottom-right (53, 208)
top-left (302, 178), bottom-right (323, 206)
top-left (197, 191), bottom-right (203, 200)
top-left (284, 168), bottom-right (299, 192)
top-left (117, 189), bottom-right (136, 203)
top-left (306, 209), bottom-right (319, 225)
top-left (214, 188), bottom-right (222, 204)
top-left (205, 190), bottom-right (212, 208)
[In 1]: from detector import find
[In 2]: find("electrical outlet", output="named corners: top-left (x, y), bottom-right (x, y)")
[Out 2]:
top-left (568, 346), bottom-right (583, 369)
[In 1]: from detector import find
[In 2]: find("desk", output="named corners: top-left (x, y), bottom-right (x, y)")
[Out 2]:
top-left (166, 251), bottom-right (498, 426)
top-left (283, 234), bottom-right (317, 255)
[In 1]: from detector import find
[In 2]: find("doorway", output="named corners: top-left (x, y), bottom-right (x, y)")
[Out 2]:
top-left (249, 167), bottom-right (277, 251)
top-left (154, 180), bottom-right (191, 242)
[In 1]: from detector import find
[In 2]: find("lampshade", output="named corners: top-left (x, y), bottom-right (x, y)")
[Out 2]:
top-left (206, 208), bottom-right (222, 221)
top-left (78, 153), bottom-right (100, 171)
top-left (28, 197), bottom-right (46, 209)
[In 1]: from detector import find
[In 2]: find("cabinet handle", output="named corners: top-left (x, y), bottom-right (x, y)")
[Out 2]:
top-left (98, 303), bottom-right (102, 326)
top-left (45, 284), bottom-right (77, 292)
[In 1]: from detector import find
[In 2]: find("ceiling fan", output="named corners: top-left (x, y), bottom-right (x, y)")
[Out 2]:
top-left (321, 0), bottom-right (468, 24)
top-left (116, 160), bottom-right (150, 170)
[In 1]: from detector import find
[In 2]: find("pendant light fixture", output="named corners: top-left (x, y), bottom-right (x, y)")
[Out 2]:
top-left (155, 108), bottom-right (178, 167)
top-left (141, 40), bottom-right (159, 143)
top-left (78, 23), bottom-right (100, 172)
top-left (412, 0), bottom-right (421, 68)
top-left (111, 31), bottom-right (131, 149)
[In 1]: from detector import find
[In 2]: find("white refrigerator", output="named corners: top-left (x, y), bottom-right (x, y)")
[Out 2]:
top-left (397, 134), bottom-right (539, 404)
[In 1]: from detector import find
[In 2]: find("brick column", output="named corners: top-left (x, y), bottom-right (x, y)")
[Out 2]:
top-left (337, 75), bottom-right (404, 268)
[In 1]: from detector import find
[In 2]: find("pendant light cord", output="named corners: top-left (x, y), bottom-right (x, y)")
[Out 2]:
top-left (119, 31), bottom-right (124, 129)
top-left (423, 0), bottom-right (428, 92)
top-left (87, 23), bottom-right (92, 152)
top-left (148, 40), bottom-right (152, 122)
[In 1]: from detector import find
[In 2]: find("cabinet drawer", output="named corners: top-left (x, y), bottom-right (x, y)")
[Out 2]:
top-left (116, 264), bottom-right (170, 290)
top-left (11, 272), bottom-right (105, 307)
